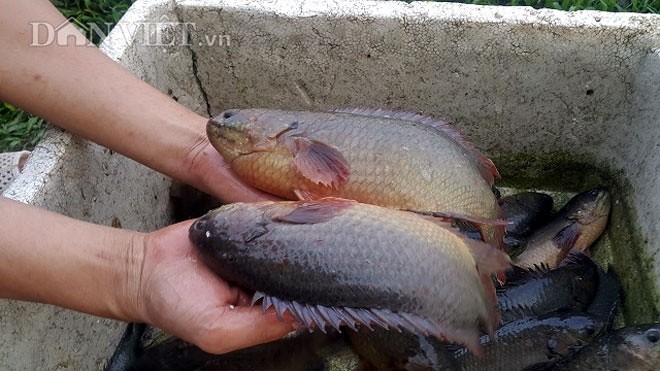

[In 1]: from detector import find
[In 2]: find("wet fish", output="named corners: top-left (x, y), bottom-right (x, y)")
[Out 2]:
top-left (347, 328), bottom-right (458, 371)
top-left (498, 252), bottom-right (599, 325)
top-left (105, 323), bottom-right (146, 371)
top-left (125, 330), bottom-right (341, 371)
top-left (206, 108), bottom-right (504, 248)
top-left (189, 198), bottom-right (510, 353)
top-left (514, 188), bottom-right (611, 269)
top-left (463, 191), bottom-right (554, 257)
top-left (551, 324), bottom-right (660, 371)
top-left (501, 192), bottom-right (554, 237)
top-left (452, 312), bottom-right (605, 371)
top-left (585, 266), bottom-right (622, 331)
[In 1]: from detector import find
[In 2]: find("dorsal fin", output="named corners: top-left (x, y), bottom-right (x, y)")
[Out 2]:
top-left (253, 292), bottom-right (483, 355)
top-left (273, 197), bottom-right (355, 224)
top-left (332, 107), bottom-right (500, 186)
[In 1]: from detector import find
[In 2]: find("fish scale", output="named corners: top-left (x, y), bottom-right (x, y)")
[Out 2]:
top-left (207, 108), bottom-right (503, 249)
top-left (189, 198), bottom-right (511, 353)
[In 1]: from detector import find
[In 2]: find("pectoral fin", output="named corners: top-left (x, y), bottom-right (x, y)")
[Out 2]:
top-left (552, 223), bottom-right (581, 265)
top-left (273, 197), bottom-right (355, 224)
top-left (289, 137), bottom-right (350, 188)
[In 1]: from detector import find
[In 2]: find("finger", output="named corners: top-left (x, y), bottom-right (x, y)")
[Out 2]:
top-left (192, 306), bottom-right (297, 355)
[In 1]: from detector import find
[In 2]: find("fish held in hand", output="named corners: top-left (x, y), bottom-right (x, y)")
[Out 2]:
top-left (189, 198), bottom-right (511, 354)
top-left (206, 108), bottom-right (504, 248)
top-left (514, 188), bottom-right (611, 269)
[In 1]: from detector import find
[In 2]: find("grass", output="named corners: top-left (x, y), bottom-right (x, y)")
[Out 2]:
top-left (0, 0), bottom-right (659, 152)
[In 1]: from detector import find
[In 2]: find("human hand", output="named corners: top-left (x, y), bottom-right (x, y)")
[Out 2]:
top-left (131, 220), bottom-right (296, 354)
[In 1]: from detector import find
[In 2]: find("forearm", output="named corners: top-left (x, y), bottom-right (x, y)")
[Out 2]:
top-left (0, 196), bottom-right (142, 321)
top-left (0, 0), bottom-right (208, 189)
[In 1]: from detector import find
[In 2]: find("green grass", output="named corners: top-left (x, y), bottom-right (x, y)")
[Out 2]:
top-left (0, 0), bottom-right (659, 152)
top-left (0, 103), bottom-right (48, 152)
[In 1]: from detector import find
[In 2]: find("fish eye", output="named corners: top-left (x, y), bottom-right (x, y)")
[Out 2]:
top-left (222, 110), bottom-right (237, 119)
top-left (646, 329), bottom-right (660, 343)
top-left (289, 121), bottom-right (299, 130)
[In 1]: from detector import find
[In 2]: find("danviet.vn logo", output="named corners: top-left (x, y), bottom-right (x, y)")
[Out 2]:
top-left (29, 16), bottom-right (230, 48)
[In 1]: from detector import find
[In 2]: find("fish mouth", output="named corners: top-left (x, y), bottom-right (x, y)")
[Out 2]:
top-left (588, 189), bottom-right (612, 219)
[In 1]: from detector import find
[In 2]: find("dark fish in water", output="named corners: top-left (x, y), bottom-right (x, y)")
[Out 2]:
top-left (347, 328), bottom-right (458, 371)
top-left (125, 330), bottom-right (341, 371)
top-left (514, 188), bottom-right (611, 269)
top-left (498, 252), bottom-right (599, 325)
top-left (189, 198), bottom-right (511, 353)
top-left (585, 265), bottom-right (622, 331)
top-left (550, 324), bottom-right (660, 371)
top-left (451, 312), bottom-right (605, 371)
top-left (463, 191), bottom-right (554, 257)
top-left (206, 108), bottom-right (504, 251)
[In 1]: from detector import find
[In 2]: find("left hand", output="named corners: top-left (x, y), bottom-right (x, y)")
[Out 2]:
top-left (131, 220), bottom-right (295, 354)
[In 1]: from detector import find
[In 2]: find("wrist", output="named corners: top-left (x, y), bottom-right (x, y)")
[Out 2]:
top-left (109, 230), bottom-right (148, 323)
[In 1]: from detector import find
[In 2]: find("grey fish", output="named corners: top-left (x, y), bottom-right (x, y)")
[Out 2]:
top-left (451, 312), bottom-right (605, 371)
top-left (126, 330), bottom-right (341, 371)
top-left (463, 191), bottom-right (554, 257)
top-left (551, 324), bottom-right (660, 371)
top-left (585, 265), bottom-right (622, 331)
top-left (189, 198), bottom-right (510, 353)
top-left (501, 192), bottom-right (554, 238)
top-left (206, 108), bottom-right (504, 252)
top-left (347, 328), bottom-right (458, 371)
top-left (515, 188), bottom-right (611, 269)
top-left (498, 252), bottom-right (598, 325)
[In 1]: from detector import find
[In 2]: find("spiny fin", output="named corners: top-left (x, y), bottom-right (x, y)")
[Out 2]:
top-left (251, 292), bottom-right (482, 354)
top-left (552, 223), bottom-right (581, 265)
top-left (499, 264), bottom-right (549, 290)
top-left (273, 197), bottom-right (355, 224)
top-left (289, 137), bottom-right (350, 188)
top-left (558, 249), bottom-right (595, 268)
top-left (332, 107), bottom-right (500, 185)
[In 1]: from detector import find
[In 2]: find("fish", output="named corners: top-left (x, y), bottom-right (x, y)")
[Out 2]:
top-left (189, 197), bottom-right (511, 353)
top-left (463, 191), bottom-right (554, 257)
top-left (585, 265), bottom-right (622, 331)
top-left (501, 192), bottom-right (554, 237)
top-left (500, 191), bottom-right (554, 254)
top-left (206, 108), bottom-right (504, 249)
top-left (550, 324), bottom-right (660, 371)
top-left (105, 323), bottom-right (146, 371)
top-left (514, 188), bottom-right (611, 269)
top-left (346, 328), bottom-right (459, 371)
top-left (497, 252), bottom-right (599, 325)
top-left (451, 312), bottom-right (606, 371)
top-left (120, 328), bottom-right (342, 371)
